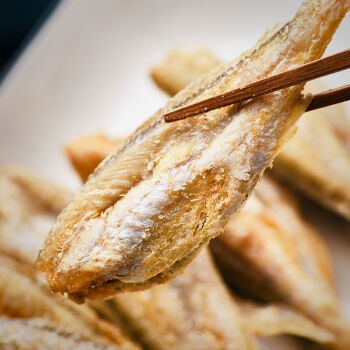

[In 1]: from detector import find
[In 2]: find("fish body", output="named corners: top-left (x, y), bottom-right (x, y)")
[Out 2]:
top-left (153, 42), bottom-right (350, 223)
top-left (0, 167), bottom-right (71, 265)
top-left (37, 0), bottom-right (349, 301)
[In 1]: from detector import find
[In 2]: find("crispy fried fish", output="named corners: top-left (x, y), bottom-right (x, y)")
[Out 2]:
top-left (37, 0), bottom-right (349, 300)
top-left (0, 254), bottom-right (107, 343)
top-left (0, 317), bottom-right (121, 350)
top-left (65, 150), bottom-right (258, 349)
top-left (211, 175), bottom-right (350, 348)
top-left (1, 163), bottom-right (259, 349)
top-left (152, 48), bottom-right (350, 221)
top-left (151, 46), bottom-right (350, 348)
top-left (65, 133), bottom-right (343, 348)
top-left (272, 92), bottom-right (350, 220)
top-left (93, 254), bottom-right (337, 349)
top-left (65, 133), bottom-right (123, 183)
top-left (67, 145), bottom-right (333, 350)
top-left (0, 253), bottom-right (140, 350)
top-left (0, 166), bottom-right (71, 264)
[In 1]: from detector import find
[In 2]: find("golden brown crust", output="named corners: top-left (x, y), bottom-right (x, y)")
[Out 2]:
top-left (65, 147), bottom-right (259, 349)
top-left (211, 175), bottom-right (350, 348)
top-left (69, 239), bottom-right (208, 303)
top-left (148, 43), bottom-right (350, 348)
top-left (37, 0), bottom-right (349, 299)
top-left (66, 133), bottom-right (347, 347)
top-left (150, 41), bottom-right (350, 223)
top-left (65, 154), bottom-right (259, 349)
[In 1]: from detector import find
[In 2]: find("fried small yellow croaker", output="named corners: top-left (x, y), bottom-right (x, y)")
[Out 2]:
top-left (37, 0), bottom-right (349, 301)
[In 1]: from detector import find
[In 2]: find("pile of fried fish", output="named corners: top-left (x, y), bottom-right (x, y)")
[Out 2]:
top-left (1, 0), bottom-right (350, 349)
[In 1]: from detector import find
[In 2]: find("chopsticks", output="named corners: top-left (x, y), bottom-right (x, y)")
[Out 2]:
top-left (164, 49), bottom-right (350, 123)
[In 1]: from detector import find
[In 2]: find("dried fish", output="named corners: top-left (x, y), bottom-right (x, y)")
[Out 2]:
top-left (152, 47), bottom-right (350, 221)
top-left (239, 302), bottom-right (333, 344)
top-left (37, 0), bottom-right (349, 301)
top-left (0, 166), bottom-right (71, 265)
top-left (0, 165), bottom-right (258, 349)
top-left (66, 132), bottom-right (346, 348)
top-left (150, 44), bottom-right (350, 348)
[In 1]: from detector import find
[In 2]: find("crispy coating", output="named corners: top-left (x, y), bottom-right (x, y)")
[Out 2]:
top-left (2, 164), bottom-right (258, 349)
top-left (37, 0), bottom-right (349, 300)
top-left (151, 46), bottom-right (350, 222)
top-left (148, 44), bottom-right (350, 348)
top-left (0, 254), bottom-right (106, 343)
top-left (66, 132), bottom-right (345, 348)
top-left (0, 163), bottom-right (257, 348)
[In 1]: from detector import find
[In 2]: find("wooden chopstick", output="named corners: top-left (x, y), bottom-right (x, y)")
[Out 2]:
top-left (164, 49), bottom-right (350, 123)
top-left (307, 84), bottom-right (350, 111)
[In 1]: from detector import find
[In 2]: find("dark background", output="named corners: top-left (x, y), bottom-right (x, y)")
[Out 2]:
top-left (0, 0), bottom-right (61, 78)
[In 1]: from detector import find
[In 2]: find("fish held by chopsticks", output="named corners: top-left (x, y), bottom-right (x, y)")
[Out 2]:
top-left (65, 147), bottom-right (259, 350)
top-left (67, 134), bottom-right (340, 349)
top-left (37, 0), bottom-right (349, 301)
top-left (67, 134), bottom-right (350, 348)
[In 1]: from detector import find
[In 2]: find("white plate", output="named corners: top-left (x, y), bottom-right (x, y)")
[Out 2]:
top-left (0, 1), bottom-right (349, 348)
